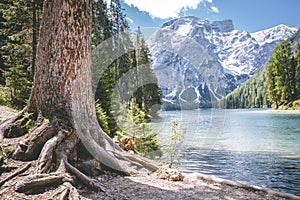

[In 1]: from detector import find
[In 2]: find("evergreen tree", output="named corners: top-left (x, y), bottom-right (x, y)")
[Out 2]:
top-left (267, 41), bottom-right (295, 108)
top-left (95, 101), bottom-right (110, 135)
top-left (267, 51), bottom-right (280, 108)
top-left (220, 67), bottom-right (269, 109)
top-left (0, 10), bottom-right (6, 85)
top-left (295, 43), bottom-right (300, 99)
top-left (133, 27), bottom-right (161, 117)
top-left (0, 0), bottom-right (34, 108)
top-left (92, 0), bottom-right (135, 135)
top-left (92, 0), bottom-right (111, 48)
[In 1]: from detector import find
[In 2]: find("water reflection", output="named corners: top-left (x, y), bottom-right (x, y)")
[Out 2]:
top-left (150, 109), bottom-right (300, 195)
top-left (181, 148), bottom-right (300, 195)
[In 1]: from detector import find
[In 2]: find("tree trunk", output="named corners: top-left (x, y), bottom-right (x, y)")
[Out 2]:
top-left (0, 0), bottom-right (158, 197)
top-left (27, 0), bottom-right (127, 171)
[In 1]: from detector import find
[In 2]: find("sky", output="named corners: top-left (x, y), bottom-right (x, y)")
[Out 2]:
top-left (120, 0), bottom-right (300, 33)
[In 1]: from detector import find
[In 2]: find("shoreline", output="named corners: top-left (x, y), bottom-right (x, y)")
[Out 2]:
top-left (191, 172), bottom-right (300, 200)
top-left (267, 109), bottom-right (300, 114)
top-left (82, 169), bottom-right (300, 200)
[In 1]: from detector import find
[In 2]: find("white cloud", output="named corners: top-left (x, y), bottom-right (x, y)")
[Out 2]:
top-left (211, 6), bottom-right (219, 13)
top-left (206, 0), bottom-right (213, 3)
top-left (124, 0), bottom-right (204, 19)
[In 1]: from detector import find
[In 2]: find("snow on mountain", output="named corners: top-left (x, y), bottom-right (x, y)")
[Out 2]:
top-left (147, 16), bottom-right (298, 110)
top-left (251, 24), bottom-right (298, 46)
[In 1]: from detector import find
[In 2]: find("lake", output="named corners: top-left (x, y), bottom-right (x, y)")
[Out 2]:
top-left (149, 109), bottom-right (300, 196)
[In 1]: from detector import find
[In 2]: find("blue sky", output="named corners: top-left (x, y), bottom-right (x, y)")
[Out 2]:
top-left (121, 0), bottom-right (300, 33)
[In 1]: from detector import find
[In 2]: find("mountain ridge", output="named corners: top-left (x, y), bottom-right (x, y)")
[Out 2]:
top-left (221, 27), bottom-right (300, 109)
top-left (147, 16), bottom-right (298, 110)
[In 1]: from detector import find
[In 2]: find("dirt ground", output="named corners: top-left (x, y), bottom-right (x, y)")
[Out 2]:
top-left (0, 106), bottom-right (299, 200)
top-left (0, 106), bottom-right (17, 123)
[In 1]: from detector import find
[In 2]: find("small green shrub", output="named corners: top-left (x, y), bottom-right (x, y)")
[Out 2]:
top-left (115, 98), bottom-right (162, 158)
top-left (166, 120), bottom-right (184, 168)
top-left (95, 102), bottom-right (110, 135)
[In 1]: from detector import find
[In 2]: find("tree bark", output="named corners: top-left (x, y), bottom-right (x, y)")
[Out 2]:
top-left (0, 0), bottom-right (159, 196)
top-left (26, 0), bottom-right (128, 172)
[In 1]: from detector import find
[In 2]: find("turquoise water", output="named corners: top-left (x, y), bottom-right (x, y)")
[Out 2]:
top-left (150, 109), bottom-right (300, 195)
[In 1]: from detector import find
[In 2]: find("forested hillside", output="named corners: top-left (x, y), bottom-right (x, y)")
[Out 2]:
top-left (220, 67), bottom-right (268, 109)
top-left (221, 30), bottom-right (300, 109)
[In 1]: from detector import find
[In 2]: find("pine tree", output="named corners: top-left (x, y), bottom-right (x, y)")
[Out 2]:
top-left (93, 0), bottom-right (133, 135)
top-left (221, 66), bottom-right (269, 109)
top-left (133, 27), bottom-right (161, 117)
top-left (92, 0), bottom-right (161, 136)
top-left (295, 43), bottom-right (300, 99)
top-left (0, 10), bottom-right (6, 85)
top-left (267, 40), bottom-right (298, 108)
top-left (0, 0), bottom-right (34, 108)
top-left (92, 0), bottom-right (111, 48)
top-left (267, 54), bottom-right (279, 108)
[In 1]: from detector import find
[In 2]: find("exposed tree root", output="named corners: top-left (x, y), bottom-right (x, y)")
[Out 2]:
top-left (65, 160), bottom-right (105, 192)
top-left (15, 173), bottom-right (72, 193)
top-left (0, 162), bottom-right (31, 187)
top-left (112, 151), bottom-right (159, 172)
top-left (13, 121), bottom-right (56, 161)
top-left (51, 182), bottom-right (83, 200)
top-left (0, 107), bottom-right (33, 140)
top-left (36, 130), bottom-right (68, 173)
top-left (0, 109), bottom-right (161, 199)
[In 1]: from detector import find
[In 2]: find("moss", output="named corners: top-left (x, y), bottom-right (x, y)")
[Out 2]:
top-left (23, 112), bottom-right (36, 135)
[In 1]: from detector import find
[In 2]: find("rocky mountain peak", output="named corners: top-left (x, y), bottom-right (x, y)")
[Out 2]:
top-left (147, 16), bottom-right (298, 110)
top-left (162, 16), bottom-right (234, 33)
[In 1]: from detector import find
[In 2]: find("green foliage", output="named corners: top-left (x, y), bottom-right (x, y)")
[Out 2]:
top-left (92, 0), bottom-right (134, 136)
top-left (166, 120), bottom-right (184, 168)
top-left (92, 1), bottom-right (161, 136)
top-left (0, 0), bottom-right (42, 109)
top-left (295, 43), bottom-right (300, 99)
top-left (220, 67), bottom-right (269, 109)
top-left (24, 112), bottom-right (35, 134)
top-left (267, 40), bottom-right (300, 109)
top-left (128, 98), bottom-right (149, 124)
top-left (95, 102), bottom-right (111, 135)
top-left (133, 122), bottom-right (162, 158)
top-left (221, 38), bottom-right (300, 110)
top-left (115, 98), bottom-right (162, 158)
top-left (132, 27), bottom-right (162, 117)
top-left (92, 0), bottom-right (111, 48)
top-left (0, 86), bottom-right (10, 106)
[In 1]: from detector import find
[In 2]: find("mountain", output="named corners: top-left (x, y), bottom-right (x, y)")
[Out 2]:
top-left (221, 26), bottom-right (300, 109)
top-left (147, 16), bottom-right (298, 110)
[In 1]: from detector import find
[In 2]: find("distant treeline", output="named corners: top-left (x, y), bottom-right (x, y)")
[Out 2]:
top-left (219, 67), bottom-right (269, 109)
top-left (220, 32), bottom-right (300, 109)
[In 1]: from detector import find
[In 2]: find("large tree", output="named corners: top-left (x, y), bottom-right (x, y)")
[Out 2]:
top-left (267, 40), bottom-right (299, 108)
top-left (0, 0), bottom-right (157, 198)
